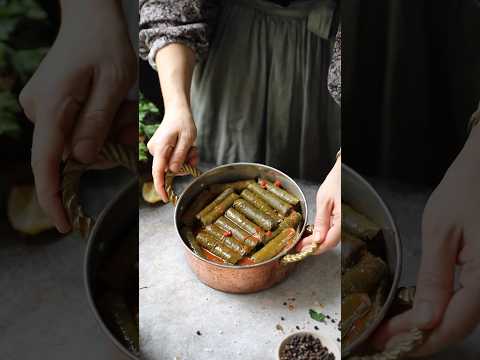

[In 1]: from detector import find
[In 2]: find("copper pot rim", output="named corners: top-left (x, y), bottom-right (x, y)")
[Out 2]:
top-left (341, 165), bottom-right (403, 356)
top-left (174, 162), bottom-right (309, 270)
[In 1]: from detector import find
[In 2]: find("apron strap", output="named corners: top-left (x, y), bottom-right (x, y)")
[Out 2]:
top-left (307, 0), bottom-right (338, 39)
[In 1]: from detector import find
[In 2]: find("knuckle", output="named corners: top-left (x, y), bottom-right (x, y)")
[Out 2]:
top-left (19, 86), bottom-right (34, 115)
top-left (146, 139), bottom-right (155, 154)
top-left (102, 62), bottom-right (134, 90)
top-left (182, 131), bottom-right (196, 145)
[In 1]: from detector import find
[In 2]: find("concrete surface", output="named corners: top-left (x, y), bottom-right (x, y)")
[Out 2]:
top-left (0, 168), bottom-right (133, 360)
top-left (139, 175), bottom-right (342, 360)
top-left (2, 165), bottom-right (478, 360)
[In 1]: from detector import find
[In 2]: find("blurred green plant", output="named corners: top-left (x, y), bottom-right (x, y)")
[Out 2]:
top-left (0, 0), bottom-right (51, 139)
top-left (138, 93), bottom-right (162, 163)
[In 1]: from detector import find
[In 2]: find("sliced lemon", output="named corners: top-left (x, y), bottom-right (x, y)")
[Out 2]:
top-left (7, 185), bottom-right (54, 235)
top-left (142, 181), bottom-right (163, 204)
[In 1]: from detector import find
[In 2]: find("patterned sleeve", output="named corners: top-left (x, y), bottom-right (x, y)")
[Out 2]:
top-left (139, 0), bottom-right (217, 68)
top-left (328, 28), bottom-right (341, 106)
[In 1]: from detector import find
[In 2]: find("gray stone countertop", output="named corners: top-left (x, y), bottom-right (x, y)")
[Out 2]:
top-left (139, 169), bottom-right (342, 360)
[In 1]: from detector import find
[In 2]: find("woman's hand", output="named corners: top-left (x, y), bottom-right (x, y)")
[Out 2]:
top-left (147, 107), bottom-right (198, 203)
top-left (296, 155), bottom-right (341, 255)
top-left (373, 125), bottom-right (480, 356)
top-left (19, 0), bottom-right (136, 233)
top-left (148, 43), bottom-right (199, 203)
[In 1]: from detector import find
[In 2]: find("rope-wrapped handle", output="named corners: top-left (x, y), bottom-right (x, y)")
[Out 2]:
top-left (281, 224), bottom-right (319, 264)
top-left (349, 287), bottom-right (426, 360)
top-left (62, 143), bottom-right (137, 238)
top-left (164, 164), bottom-right (202, 206)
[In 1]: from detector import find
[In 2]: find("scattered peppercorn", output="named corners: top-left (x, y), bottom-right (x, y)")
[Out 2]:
top-left (283, 302), bottom-right (287, 306)
top-left (281, 317), bottom-right (285, 321)
top-left (296, 326), bottom-right (300, 330)
top-left (314, 326), bottom-right (319, 330)
top-left (196, 331), bottom-right (202, 336)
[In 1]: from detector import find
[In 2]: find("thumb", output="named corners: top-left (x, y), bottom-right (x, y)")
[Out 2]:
top-left (71, 70), bottom-right (126, 164)
top-left (313, 193), bottom-right (333, 244)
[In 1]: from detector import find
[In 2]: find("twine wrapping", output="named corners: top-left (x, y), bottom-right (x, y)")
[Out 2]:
top-left (62, 143), bottom-right (137, 238)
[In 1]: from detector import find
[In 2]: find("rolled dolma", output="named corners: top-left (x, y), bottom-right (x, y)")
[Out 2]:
top-left (258, 178), bottom-right (300, 205)
top-left (209, 180), bottom-right (255, 195)
top-left (215, 216), bottom-right (259, 248)
top-left (100, 292), bottom-right (139, 354)
top-left (225, 208), bottom-right (265, 243)
top-left (196, 188), bottom-right (234, 221)
top-left (233, 198), bottom-right (277, 231)
top-left (196, 231), bottom-right (242, 264)
top-left (181, 226), bottom-right (203, 256)
top-left (342, 204), bottom-right (381, 240)
top-left (341, 232), bottom-right (366, 272)
top-left (251, 227), bottom-right (296, 263)
top-left (247, 182), bottom-right (292, 216)
top-left (240, 189), bottom-right (283, 221)
top-left (181, 190), bottom-right (216, 226)
top-left (341, 293), bottom-right (372, 339)
top-left (341, 252), bottom-right (387, 297)
top-left (205, 224), bottom-right (251, 255)
top-left (265, 210), bottom-right (302, 243)
top-left (200, 192), bottom-right (240, 225)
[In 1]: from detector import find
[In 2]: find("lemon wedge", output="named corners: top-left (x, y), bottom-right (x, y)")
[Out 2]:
top-left (142, 181), bottom-right (163, 204)
top-left (7, 185), bottom-right (54, 235)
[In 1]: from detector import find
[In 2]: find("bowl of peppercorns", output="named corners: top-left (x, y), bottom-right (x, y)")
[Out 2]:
top-left (278, 332), bottom-right (340, 360)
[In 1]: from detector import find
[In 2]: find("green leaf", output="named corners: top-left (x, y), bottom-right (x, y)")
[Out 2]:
top-left (309, 309), bottom-right (326, 323)
top-left (138, 142), bottom-right (149, 162)
top-left (142, 124), bottom-right (159, 139)
top-left (0, 90), bottom-right (22, 138)
top-left (0, 18), bottom-right (19, 41)
top-left (11, 47), bottom-right (48, 82)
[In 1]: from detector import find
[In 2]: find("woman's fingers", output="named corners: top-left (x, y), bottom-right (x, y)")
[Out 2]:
top-left (169, 130), bottom-right (196, 173)
top-left (71, 69), bottom-right (129, 164)
top-left (371, 310), bottom-right (416, 350)
top-left (372, 284), bottom-right (480, 357)
top-left (151, 144), bottom-right (174, 203)
top-left (187, 146), bottom-right (199, 167)
top-left (313, 194), bottom-right (333, 244)
top-left (412, 286), bottom-right (480, 357)
top-left (30, 99), bottom-right (80, 233)
top-left (413, 217), bottom-right (459, 330)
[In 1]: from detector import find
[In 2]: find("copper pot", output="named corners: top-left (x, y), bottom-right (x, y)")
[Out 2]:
top-left (62, 144), bottom-right (139, 360)
top-left (168, 163), bottom-right (315, 294)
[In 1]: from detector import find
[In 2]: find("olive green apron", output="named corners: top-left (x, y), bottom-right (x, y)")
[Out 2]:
top-left (342, 0), bottom-right (480, 185)
top-left (191, 0), bottom-right (340, 182)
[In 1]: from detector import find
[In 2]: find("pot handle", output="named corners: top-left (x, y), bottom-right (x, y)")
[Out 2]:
top-left (349, 287), bottom-right (427, 360)
top-left (280, 224), bottom-right (320, 264)
top-left (62, 143), bottom-right (137, 238)
top-left (164, 164), bottom-right (202, 206)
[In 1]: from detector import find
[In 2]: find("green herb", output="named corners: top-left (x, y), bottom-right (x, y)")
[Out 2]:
top-left (138, 93), bottom-right (162, 163)
top-left (139, 142), bottom-right (148, 163)
top-left (309, 309), bottom-right (326, 323)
